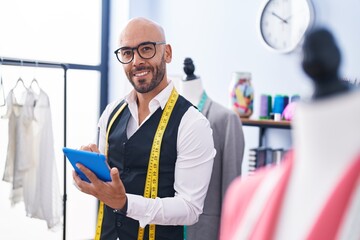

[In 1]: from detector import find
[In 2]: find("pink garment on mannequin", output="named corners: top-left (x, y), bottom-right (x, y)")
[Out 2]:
top-left (220, 151), bottom-right (360, 240)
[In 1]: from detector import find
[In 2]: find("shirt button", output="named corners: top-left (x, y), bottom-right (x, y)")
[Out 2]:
top-left (116, 221), bottom-right (123, 227)
top-left (120, 142), bottom-right (126, 153)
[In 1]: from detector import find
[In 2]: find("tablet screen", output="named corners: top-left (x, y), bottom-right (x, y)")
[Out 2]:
top-left (63, 147), bottom-right (111, 182)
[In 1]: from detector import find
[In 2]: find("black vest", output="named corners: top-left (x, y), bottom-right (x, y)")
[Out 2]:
top-left (100, 95), bottom-right (192, 240)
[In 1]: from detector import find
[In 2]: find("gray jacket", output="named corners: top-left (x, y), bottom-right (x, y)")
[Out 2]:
top-left (186, 97), bottom-right (245, 240)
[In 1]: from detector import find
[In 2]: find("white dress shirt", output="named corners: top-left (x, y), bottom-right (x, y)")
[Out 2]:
top-left (98, 81), bottom-right (216, 227)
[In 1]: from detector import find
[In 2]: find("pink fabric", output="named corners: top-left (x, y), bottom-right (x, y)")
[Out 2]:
top-left (220, 168), bottom-right (269, 240)
top-left (220, 151), bottom-right (360, 240)
top-left (219, 165), bottom-right (275, 240)
top-left (249, 155), bottom-right (293, 240)
top-left (281, 102), bottom-right (297, 121)
top-left (307, 155), bottom-right (360, 239)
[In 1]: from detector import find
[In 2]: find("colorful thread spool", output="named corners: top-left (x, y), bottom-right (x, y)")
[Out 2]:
top-left (291, 94), bottom-right (300, 102)
top-left (259, 94), bottom-right (272, 119)
top-left (273, 95), bottom-right (285, 114)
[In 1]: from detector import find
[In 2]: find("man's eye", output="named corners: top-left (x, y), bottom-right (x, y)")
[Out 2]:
top-left (122, 50), bottom-right (132, 56)
top-left (140, 45), bottom-right (153, 53)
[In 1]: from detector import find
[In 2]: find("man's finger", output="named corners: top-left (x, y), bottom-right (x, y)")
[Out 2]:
top-left (76, 163), bottom-right (100, 184)
top-left (80, 144), bottom-right (99, 153)
top-left (72, 170), bottom-right (81, 187)
top-left (79, 145), bottom-right (91, 151)
top-left (110, 167), bottom-right (121, 184)
top-left (88, 144), bottom-right (100, 153)
top-left (72, 169), bottom-right (92, 194)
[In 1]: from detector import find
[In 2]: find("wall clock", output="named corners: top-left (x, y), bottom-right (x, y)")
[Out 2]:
top-left (259, 0), bottom-right (315, 53)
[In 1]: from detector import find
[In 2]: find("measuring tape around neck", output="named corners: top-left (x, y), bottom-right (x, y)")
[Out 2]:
top-left (138, 88), bottom-right (179, 240)
top-left (94, 88), bottom-right (179, 240)
top-left (95, 101), bottom-right (128, 240)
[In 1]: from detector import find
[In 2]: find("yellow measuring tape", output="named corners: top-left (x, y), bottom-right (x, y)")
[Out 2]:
top-left (95, 88), bottom-right (179, 240)
top-left (138, 88), bottom-right (178, 240)
top-left (95, 101), bottom-right (128, 240)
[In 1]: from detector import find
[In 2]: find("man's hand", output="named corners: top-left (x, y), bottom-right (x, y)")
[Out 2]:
top-left (80, 143), bottom-right (100, 153)
top-left (72, 161), bottom-right (127, 210)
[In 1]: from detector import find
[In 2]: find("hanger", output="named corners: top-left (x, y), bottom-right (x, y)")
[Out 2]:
top-left (11, 60), bottom-right (29, 106)
top-left (12, 77), bottom-right (27, 90)
top-left (30, 61), bottom-right (41, 95)
top-left (12, 60), bottom-right (27, 90)
top-left (30, 78), bottom-right (40, 92)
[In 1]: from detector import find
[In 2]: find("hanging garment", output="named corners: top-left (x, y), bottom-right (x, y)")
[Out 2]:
top-left (2, 88), bottom-right (36, 204)
top-left (0, 75), bottom-right (5, 106)
top-left (187, 96), bottom-right (245, 240)
top-left (220, 151), bottom-right (360, 240)
top-left (22, 88), bottom-right (62, 229)
top-left (2, 88), bottom-right (62, 229)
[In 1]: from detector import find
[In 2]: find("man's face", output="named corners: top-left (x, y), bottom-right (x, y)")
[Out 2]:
top-left (123, 44), bottom-right (166, 94)
top-left (118, 19), bottom-right (172, 94)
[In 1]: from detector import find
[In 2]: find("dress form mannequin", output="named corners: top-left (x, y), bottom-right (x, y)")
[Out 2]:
top-left (180, 58), bottom-right (204, 105)
top-left (181, 58), bottom-right (245, 240)
top-left (220, 28), bottom-right (360, 240)
top-left (276, 27), bottom-right (360, 239)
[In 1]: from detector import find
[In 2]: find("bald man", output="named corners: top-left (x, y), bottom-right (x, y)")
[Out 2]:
top-left (73, 17), bottom-right (216, 240)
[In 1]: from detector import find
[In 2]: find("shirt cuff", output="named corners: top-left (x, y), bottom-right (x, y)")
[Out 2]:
top-left (126, 194), bottom-right (162, 228)
top-left (113, 196), bottom-right (128, 216)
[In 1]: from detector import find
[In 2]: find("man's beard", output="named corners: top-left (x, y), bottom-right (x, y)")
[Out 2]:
top-left (127, 56), bottom-right (166, 94)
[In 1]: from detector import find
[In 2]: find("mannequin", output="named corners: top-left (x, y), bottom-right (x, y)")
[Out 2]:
top-left (220, 28), bottom-right (360, 240)
top-left (180, 58), bottom-right (245, 240)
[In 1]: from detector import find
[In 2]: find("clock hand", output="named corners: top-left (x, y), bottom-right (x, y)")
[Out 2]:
top-left (271, 12), bottom-right (288, 24)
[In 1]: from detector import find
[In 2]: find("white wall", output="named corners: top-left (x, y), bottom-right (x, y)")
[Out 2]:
top-left (109, 0), bottom-right (360, 173)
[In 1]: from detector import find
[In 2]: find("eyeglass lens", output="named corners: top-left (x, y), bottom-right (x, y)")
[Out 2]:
top-left (117, 42), bottom-right (157, 64)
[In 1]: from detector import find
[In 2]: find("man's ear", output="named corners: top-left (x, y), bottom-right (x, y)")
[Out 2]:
top-left (164, 44), bottom-right (172, 63)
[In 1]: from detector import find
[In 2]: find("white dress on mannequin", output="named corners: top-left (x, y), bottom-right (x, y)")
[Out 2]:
top-left (277, 89), bottom-right (360, 239)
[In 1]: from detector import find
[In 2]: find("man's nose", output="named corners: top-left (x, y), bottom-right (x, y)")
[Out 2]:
top-left (132, 50), bottom-right (144, 65)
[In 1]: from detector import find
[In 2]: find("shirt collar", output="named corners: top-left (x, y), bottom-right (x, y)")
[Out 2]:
top-left (124, 80), bottom-right (174, 112)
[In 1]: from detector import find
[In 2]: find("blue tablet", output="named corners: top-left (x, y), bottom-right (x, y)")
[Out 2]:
top-left (63, 147), bottom-right (111, 182)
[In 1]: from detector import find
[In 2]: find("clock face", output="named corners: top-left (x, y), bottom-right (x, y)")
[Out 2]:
top-left (259, 0), bottom-right (314, 53)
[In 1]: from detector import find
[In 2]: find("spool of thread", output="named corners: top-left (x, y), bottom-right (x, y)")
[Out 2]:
top-left (259, 94), bottom-right (271, 119)
top-left (291, 94), bottom-right (300, 102)
top-left (283, 95), bottom-right (289, 111)
top-left (267, 95), bottom-right (272, 117)
top-left (273, 95), bottom-right (285, 114)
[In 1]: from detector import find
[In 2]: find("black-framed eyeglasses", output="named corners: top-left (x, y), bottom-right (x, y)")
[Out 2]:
top-left (114, 41), bottom-right (166, 64)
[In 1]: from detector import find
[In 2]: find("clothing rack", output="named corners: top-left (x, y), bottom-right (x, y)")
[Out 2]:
top-left (1, 56), bottom-right (100, 240)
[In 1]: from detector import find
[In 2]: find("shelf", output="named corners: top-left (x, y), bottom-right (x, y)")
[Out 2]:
top-left (240, 118), bottom-right (291, 146)
top-left (240, 118), bottom-right (291, 129)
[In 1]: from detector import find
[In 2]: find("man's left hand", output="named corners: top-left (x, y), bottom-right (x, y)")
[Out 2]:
top-left (73, 165), bottom-right (127, 210)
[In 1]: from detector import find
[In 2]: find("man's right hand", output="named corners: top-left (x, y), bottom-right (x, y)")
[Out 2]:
top-left (80, 143), bottom-right (100, 153)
